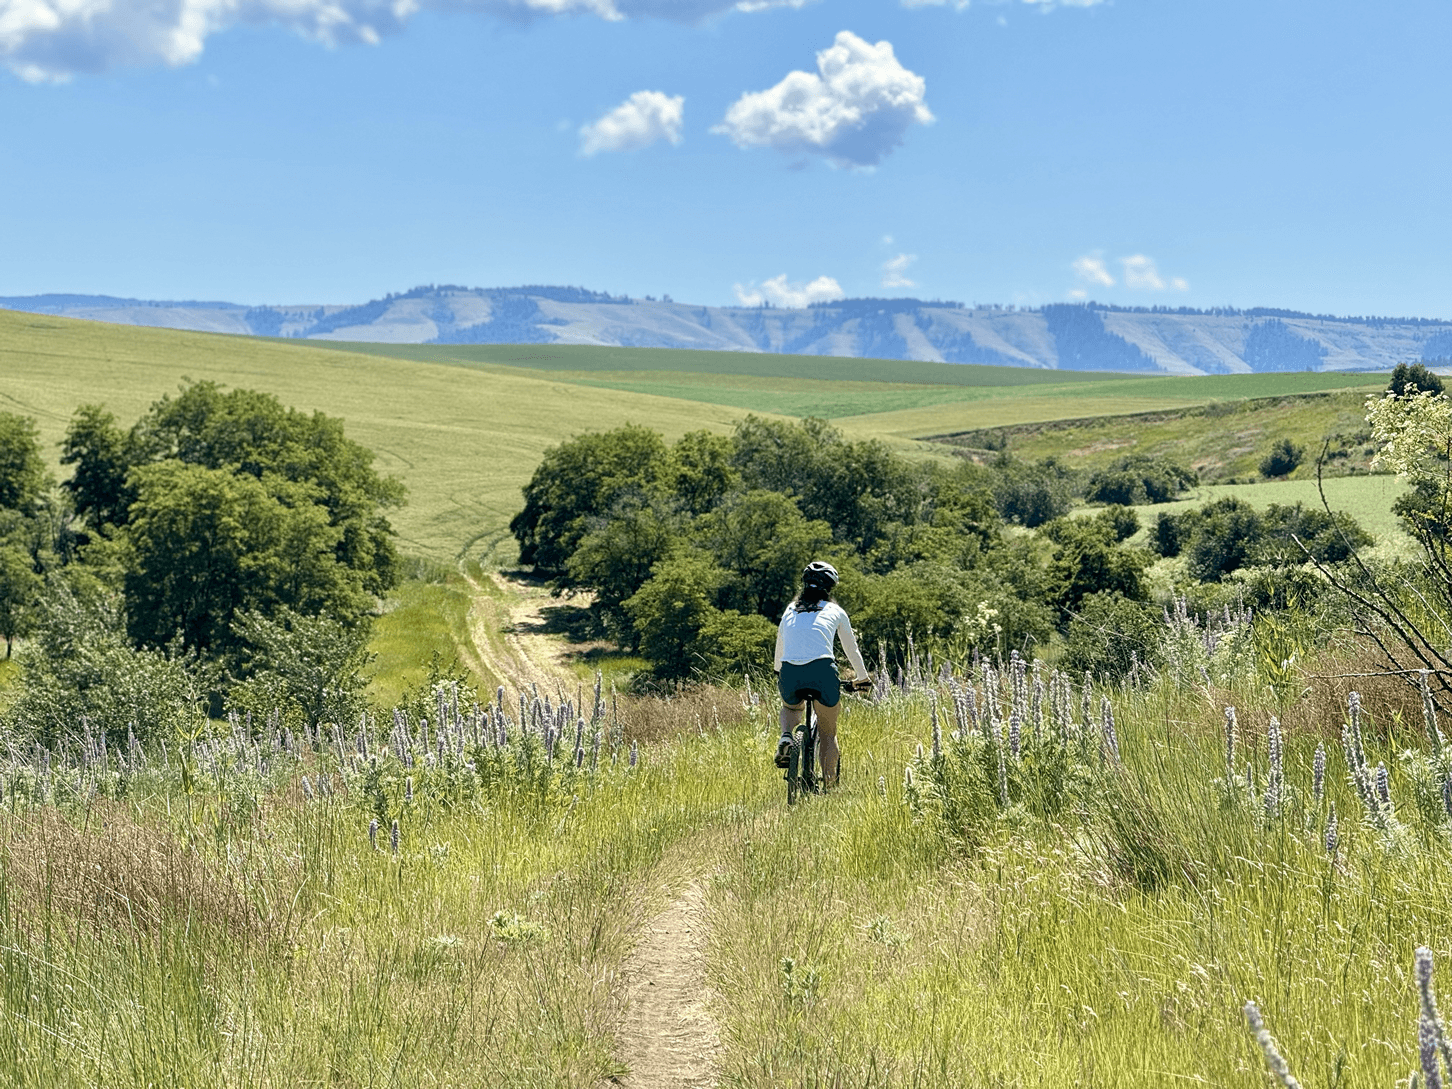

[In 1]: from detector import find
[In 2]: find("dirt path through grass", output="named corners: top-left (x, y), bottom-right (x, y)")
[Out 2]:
top-left (616, 877), bottom-right (720, 1088)
top-left (459, 567), bottom-right (584, 693)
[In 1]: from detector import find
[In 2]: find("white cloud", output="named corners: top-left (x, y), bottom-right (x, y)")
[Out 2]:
top-left (578, 90), bottom-right (684, 156)
top-left (1072, 254), bottom-right (1115, 288)
top-left (1121, 254), bottom-right (1188, 292)
top-left (733, 273), bottom-right (844, 309)
top-left (0, 0), bottom-right (782, 81)
top-left (712, 30), bottom-right (933, 168)
top-left (882, 253), bottom-right (916, 289)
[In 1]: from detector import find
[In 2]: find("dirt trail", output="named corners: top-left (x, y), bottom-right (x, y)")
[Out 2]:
top-left (458, 567), bottom-right (586, 693)
top-left (615, 879), bottom-right (720, 1089)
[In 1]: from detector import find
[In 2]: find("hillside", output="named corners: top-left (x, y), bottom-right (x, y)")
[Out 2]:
top-left (5, 286), bottom-right (1450, 376)
top-left (0, 308), bottom-right (1393, 565)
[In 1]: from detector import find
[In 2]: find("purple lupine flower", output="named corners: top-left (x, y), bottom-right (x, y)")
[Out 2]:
top-left (1312, 743), bottom-right (1326, 803)
top-left (629, 740), bottom-right (639, 768)
top-left (368, 818), bottom-right (379, 851)
top-left (1376, 762), bottom-right (1392, 811)
top-left (930, 697), bottom-right (942, 761)
top-left (1224, 707), bottom-right (1238, 777)
top-left (1265, 717), bottom-right (1283, 818)
top-left (1416, 947), bottom-right (1447, 1089)
top-left (1243, 1001), bottom-right (1303, 1088)
top-left (405, 776), bottom-right (413, 804)
top-left (1324, 804), bottom-right (1338, 858)
top-left (390, 819), bottom-right (400, 855)
top-left (1100, 696), bottom-right (1119, 763)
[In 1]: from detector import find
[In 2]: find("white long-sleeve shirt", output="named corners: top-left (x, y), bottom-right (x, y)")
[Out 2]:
top-left (774, 601), bottom-right (869, 676)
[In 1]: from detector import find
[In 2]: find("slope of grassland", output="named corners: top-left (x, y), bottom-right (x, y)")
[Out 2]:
top-left (0, 310), bottom-right (1394, 566)
top-left (0, 311), bottom-right (777, 562)
top-left (933, 388), bottom-right (1384, 483)
top-left (329, 340), bottom-right (1386, 424)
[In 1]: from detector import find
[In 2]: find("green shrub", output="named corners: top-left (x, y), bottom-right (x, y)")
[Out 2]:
top-left (1085, 455), bottom-right (1197, 506)
top-left (6, 583), bottom-right (204, 746)
top-left (1060, 591), bottom-right (1163, 681)
top-left (1389, 361), bottom-right (1445, 397)
top-left (1258, 437), bottom-right (1305, 478)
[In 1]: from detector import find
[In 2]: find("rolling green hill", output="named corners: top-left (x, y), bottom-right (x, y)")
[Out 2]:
top-left (0, 310), bottom-right (1395, 563)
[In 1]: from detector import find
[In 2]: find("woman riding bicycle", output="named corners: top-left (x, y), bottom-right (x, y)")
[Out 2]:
top-left (774, 560), bottom-right (869, 785)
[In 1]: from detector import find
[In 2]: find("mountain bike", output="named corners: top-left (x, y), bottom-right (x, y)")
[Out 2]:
top-left (784, 678), bottom-right (870, 806)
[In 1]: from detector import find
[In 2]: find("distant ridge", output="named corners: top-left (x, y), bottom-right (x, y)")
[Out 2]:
top-left (4, 284), bottom-right (1448, 375)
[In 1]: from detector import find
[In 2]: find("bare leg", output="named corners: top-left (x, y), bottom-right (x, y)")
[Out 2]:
top-left (780, 701), bottom-right (804, 739)
top-left (814, 700), bottom-right (841, 785)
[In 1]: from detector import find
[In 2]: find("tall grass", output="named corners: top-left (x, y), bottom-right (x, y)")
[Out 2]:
top-left (2, 647), bottom-right (1451, 1084)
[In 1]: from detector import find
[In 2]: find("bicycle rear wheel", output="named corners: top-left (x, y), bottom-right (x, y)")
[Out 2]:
top-left (785, 736), bottom-right (801, 806)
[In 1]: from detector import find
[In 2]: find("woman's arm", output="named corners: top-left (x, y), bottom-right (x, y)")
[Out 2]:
top-left (774, 621), bottom-right (786, 672)
top-left (837, 614), bottom-right (869, 677)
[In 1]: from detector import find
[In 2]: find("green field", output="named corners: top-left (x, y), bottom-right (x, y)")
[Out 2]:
top-left (0, 309), bottom-right (1394, 563)
top-left (330, 339), bottom-right (1387, 428)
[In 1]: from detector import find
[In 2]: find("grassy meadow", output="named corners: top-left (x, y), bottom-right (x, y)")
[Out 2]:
top-left (7, 311), bottom-right (1446, 1086)
top-left (1, 663), bottom-right (1450, 1086)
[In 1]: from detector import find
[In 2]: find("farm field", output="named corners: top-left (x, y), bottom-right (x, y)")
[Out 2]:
top-left (330, 339), bottom-right (1387, 426)
top-left (934, 389), bottom-right (1384, 483)
top-left (1, 310), bottom-right (1393, 562)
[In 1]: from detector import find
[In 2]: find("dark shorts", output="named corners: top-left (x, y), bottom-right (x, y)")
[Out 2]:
top-left (778, 658), bottom-right (840, 707)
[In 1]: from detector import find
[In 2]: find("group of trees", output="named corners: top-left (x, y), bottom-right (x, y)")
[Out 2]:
top-left (509, 415), bottom-right (1371, 686)
top-left (0, 382), bottom-right (403, 741)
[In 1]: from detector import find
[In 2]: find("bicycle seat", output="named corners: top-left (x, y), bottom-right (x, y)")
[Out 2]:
top-left (790, 687), bottom-right (827, 703)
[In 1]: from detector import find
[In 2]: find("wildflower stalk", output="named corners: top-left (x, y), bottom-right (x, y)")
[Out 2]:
top-left (1243, 1001), bottom-right (1303, 1089)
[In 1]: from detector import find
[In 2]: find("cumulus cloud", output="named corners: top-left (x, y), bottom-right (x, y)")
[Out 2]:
top-left (0, 0), bottom-right (780, 81)
top-left (733, 274), bottom-right (844, 309)
top-left (578, 90), bottom-right (684, 155)
top-left (1121, 254), bottom-right (1188, 292)
top-left (882, 253), bottom-right (916, 289)
top-left (712, 30), bottom-right (933, 168)
top-left (1072, 254), bottom-right (1115, 288)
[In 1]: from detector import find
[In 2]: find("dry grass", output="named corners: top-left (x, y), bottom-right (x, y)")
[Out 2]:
top-left (0, 804), bottom-right (286, 944)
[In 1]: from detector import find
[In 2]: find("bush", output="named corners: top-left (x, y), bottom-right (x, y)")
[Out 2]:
top-left (228, 608), bottom-right (374, 732)
top-left (1060, 591), bottom-right (1163, 681)
top-left (1152, 511), bottom-right (1188, 557)
top-left (1389, 361), bottom-right (1445, 397)
top-left (992, 457), bottom-right (1075, 528)
top-left (1259, 438), bottom-right (1305, 478)
top-left (1099, 505), bottom-right (1140, 542)
top-left (6, 584), bottom-right (204, 746)
top-left (695, 610), bottom-right (777, 682)
top-left (1085, 455), bottom-right (1197, 506)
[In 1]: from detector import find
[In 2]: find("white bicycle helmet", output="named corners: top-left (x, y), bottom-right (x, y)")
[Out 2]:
top-left (802, 560), bottom-right (839, 590)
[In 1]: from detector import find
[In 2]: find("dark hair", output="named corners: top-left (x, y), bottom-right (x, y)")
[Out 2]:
top-left (793, 582), bottom-right (833, 613)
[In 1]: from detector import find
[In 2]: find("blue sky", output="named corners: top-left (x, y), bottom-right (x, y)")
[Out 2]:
top-left (2, 0), bottom-right (1449, 316)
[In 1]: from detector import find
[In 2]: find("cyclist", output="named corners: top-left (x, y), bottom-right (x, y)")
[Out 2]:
top-left (774, 560), bottom-right (869, 785)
